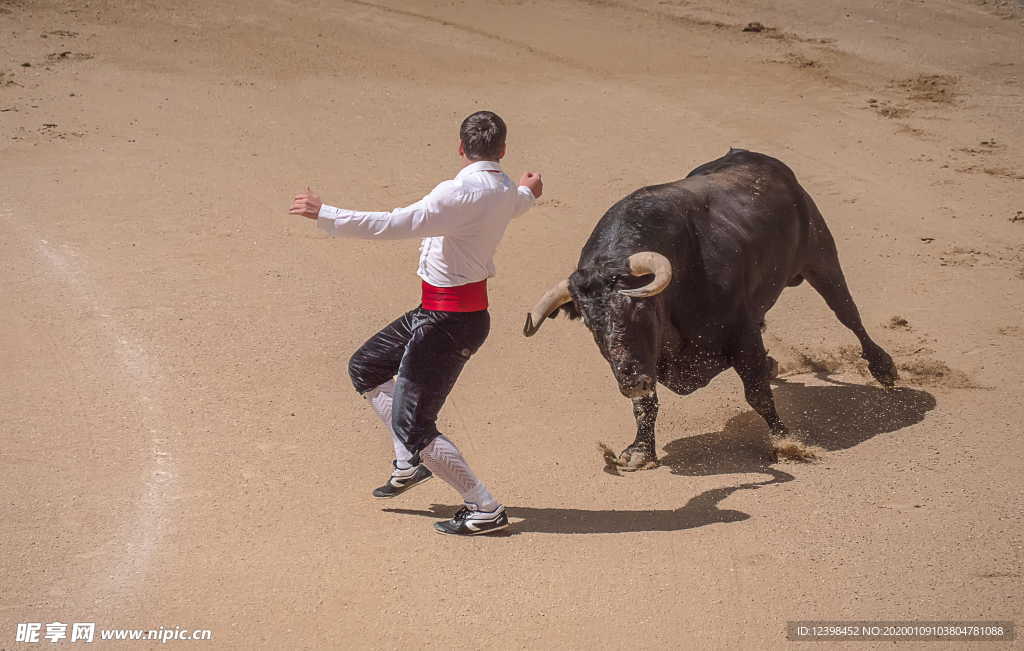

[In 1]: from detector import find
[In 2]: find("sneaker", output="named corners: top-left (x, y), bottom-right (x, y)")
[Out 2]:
top-left (433, 505), bottom-right (509, 536)
top-left (372, 463), bottom-right (432, 499)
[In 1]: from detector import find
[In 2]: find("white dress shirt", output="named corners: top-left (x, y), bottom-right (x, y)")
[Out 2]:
top-left (316, 161), bottom-right (536, 287)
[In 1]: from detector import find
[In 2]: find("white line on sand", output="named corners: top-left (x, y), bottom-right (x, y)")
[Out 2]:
top-left (4, 207), bottom-right (176, 604)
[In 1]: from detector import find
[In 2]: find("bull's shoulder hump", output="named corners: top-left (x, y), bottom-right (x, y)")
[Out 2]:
top-left (686, 149), bottom-right (794, 179)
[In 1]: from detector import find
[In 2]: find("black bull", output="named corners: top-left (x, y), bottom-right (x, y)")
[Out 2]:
top-left (523, 149), bottom-right (897, 470)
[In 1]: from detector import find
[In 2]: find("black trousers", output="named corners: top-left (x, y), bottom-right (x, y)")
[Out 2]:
top-left (347, 307), bottom-right (490, 456)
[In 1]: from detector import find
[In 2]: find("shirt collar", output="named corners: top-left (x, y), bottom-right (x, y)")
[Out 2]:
top-left (456, 160), bottom-right (503, 180)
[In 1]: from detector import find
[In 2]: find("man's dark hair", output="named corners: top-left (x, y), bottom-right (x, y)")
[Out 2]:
top-left (459, 111), bottom-right (507, 161)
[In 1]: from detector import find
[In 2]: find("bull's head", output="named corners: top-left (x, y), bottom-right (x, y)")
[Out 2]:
top-left (524, 252), bottom-right (672, 398)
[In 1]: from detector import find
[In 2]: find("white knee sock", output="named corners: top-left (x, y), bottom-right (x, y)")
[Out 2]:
top-left (363, 379), bottom-right (415, 470)
top-left (419, 435), bottom-right (499, 512)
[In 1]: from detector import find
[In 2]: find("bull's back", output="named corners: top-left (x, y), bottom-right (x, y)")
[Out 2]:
top-left (582, 149), bottom-right (824, 320)
top-left (662, 150), bottom-right (818, 323)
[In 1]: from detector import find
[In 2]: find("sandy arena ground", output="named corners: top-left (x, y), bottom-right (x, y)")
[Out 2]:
top-left (2, 0), bottom-right (1023, 648)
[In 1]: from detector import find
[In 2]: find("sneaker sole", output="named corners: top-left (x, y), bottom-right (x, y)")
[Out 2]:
top-left (433, 521), bottom-right (509, 536)
top-left (371, 474), bottom-right (432, 499)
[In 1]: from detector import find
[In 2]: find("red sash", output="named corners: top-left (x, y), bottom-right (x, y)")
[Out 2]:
top-left (421, 279), bottom-right (488, 312)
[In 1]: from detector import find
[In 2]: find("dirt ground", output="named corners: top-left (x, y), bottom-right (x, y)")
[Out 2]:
top-left (2, 0), bottom-right (1022, 648)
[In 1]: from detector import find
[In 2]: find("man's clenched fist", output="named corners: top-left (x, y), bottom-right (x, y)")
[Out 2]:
top-left (289, 187), bottom-right (323, 219)
top-left (519, 171), bottom-right (543, 199)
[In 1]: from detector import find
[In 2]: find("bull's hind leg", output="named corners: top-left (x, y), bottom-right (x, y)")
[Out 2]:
top-left (734, 332), bottom-right (788, 438)
top-left (803, 246), bottom-right (898, 387)
top-left (734, 330), bottom-right (818, 462)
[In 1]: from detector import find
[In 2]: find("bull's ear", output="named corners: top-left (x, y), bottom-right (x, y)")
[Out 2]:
top-left (558, 302), bottom-right (581, 320)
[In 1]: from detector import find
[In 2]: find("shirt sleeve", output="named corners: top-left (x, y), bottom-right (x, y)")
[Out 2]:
top-left (511, 185), bottom-right (536, 219)
top-left (316, 180), bottom-right (469, 240)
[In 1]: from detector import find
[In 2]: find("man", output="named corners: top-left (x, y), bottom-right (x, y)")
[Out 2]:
top-left (289, 111), bottom-right (542, 536)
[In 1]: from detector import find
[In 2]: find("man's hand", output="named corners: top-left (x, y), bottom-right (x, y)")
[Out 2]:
top-left (519, 171), bottom-right (543, 199)
top-left (289, 187), bottom-right (323, 219)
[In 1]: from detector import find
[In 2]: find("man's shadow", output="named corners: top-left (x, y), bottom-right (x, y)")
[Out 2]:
top-left (384, 376), bottom-right (935, 535)
top-left (383, 468), bottom-right (793, 536)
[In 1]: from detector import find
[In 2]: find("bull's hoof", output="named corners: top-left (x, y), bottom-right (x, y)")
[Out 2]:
top-left (598, 442), bottom-right (658, 472)
top-left (867, 352), bottom-right (898, 388)
top-left (616, 445), bottom-right (659, 471)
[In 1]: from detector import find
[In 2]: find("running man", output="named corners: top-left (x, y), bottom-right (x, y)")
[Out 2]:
top-left (289, 111), bottom-right (542, 536)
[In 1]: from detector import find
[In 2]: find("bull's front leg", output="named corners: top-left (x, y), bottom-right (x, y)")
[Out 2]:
top-left (616, 391), bottom-right (660, 471)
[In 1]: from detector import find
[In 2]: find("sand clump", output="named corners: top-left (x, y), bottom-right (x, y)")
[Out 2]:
top-left (956, 165), bottom-right (1024, 180)
top-left (782, 345), bottom-right (867, 376)
top-left (779, 344), bottom-right (979, 389)
top-left (866, 97), bottom-right (912, 119)
top-left (896, 358), bottom-right (978, 388)
top-left (896, 74), bottom-right (958, 103)
top-left (886, 315), bottom-right (912, 330)
top-left (772, 437), bottom-right (823, 462)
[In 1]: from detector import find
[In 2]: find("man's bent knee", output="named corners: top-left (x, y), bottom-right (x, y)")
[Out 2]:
top-left (348, 352), bottom-right (377, 395)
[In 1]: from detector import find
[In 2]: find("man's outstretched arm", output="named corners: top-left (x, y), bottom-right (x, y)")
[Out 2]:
top-left (289, 181), bottom-right (469, 240)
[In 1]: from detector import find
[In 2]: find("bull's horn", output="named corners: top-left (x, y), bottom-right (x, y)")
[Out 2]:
top-left (523, 279), bottom-right (571, 337)
top-left (619, 252), bottom-right (672, 298)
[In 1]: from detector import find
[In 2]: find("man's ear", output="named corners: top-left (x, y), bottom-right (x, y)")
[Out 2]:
top-left (458, 140), bottom-right (466, 158)
top-left (497, 143), bottom-right (507, 160)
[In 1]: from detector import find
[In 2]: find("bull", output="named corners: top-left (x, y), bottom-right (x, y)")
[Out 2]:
top-left (524, 149), bottom-right (897, 470)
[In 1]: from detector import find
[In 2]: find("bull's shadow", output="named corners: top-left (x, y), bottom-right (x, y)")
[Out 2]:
top-left (384, 376), bottom-right (934, 535)
top-left (660, 375), bottom-right (936, 476)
